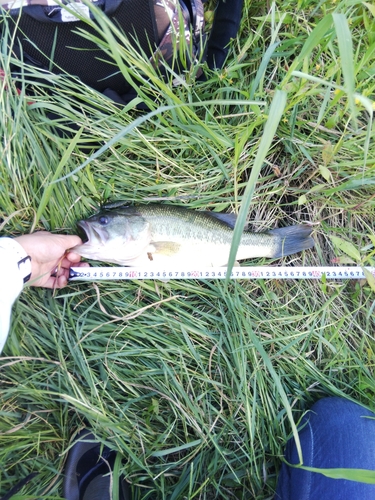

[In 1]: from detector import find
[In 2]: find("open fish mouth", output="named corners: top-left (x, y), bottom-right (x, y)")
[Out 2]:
top-left (77, 221), bottom-right (108, 245)
top-left (77, 221), bottom-right (89, 243)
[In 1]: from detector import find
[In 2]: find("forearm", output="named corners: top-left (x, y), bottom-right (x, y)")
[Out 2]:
top-left (0, 238), bottom-right (31, 352)
top-left (0, 232), bottom-right (86, 353)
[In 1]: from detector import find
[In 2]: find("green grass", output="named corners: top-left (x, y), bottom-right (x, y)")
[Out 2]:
top-left (1, 0), bottom-right (375, 498)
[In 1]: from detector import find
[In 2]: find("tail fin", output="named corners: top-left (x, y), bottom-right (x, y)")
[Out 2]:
top-left (268, 225), bottom-right (315, 258)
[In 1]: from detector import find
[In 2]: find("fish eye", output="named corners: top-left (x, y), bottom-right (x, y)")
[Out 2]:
top-left (98, 216), bottom-right (109, 225)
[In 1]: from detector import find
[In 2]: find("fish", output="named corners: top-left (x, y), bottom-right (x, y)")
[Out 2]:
top-left (73, 203), bottom-right (315, 267)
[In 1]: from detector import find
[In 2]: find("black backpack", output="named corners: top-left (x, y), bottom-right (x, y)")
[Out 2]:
top-left (0, 0), bottom-right (244, 105)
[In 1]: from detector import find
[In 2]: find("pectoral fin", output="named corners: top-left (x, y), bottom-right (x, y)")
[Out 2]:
top-left (151, 241), bottom-right (181, 256)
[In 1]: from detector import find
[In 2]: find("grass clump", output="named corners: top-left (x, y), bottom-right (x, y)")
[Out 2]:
top-left (1, 0), bottom-right (375, 498)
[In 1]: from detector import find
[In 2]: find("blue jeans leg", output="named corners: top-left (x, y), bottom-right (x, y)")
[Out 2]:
top-left (275, 397), bottom-right (375, 500)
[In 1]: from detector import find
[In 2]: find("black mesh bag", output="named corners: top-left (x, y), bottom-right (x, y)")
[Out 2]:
top-left (0, 0), bottom-right (244, 104)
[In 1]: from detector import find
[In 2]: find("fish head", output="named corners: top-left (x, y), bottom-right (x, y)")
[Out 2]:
top-left (73, 210), bottom-right (151, 264)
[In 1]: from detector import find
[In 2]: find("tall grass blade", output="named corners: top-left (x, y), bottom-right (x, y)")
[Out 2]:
top-left (282, 14), bottom-right (333, 84)
top-left (226, 89), bottom-right (287, 280)
top-left (332, 13), bottom-right (357, 128)
top-left (51, 99), bottom-right (264, 184)
top-left (246, 321), bottom-right (303, 462)
top-left (292, 465), bottom-right (375, 483)
top-left (249, 41), bottom-right (280, 100)
top-left (33, 127), bottom-right (83, 229)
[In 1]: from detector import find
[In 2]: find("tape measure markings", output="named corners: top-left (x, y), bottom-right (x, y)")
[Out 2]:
top-left (69, 266), bottom-right (375, 281)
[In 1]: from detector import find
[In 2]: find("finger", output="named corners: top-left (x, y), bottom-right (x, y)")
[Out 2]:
top-left (41, 273), bottom-right (68, 289)
top-left (61, 254), bottom-right (81, 267)
top-left (59, 258), bottom-right (90, 271)
top-left (33, 267), bottom-right (70, 288)
top-left (57, 274), bottom-right (68, 288)
top-left (62, 252), bottom-right (83, 265)
top-left (35, 275), bottom-right (58, 289)
top-left (57, 234), bottom-right (83, 251)
top-left (54, 266), bottom-right (66, 278)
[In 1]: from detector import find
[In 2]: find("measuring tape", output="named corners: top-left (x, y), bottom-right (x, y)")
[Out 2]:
top-left (69, 266), bottom-right (375, 281)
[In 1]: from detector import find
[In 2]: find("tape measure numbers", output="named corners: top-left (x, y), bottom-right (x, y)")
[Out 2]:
top-left (69, 266), bottom-right (375, 281)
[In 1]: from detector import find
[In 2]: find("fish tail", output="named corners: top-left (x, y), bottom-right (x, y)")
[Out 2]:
top-left (268, 225), bottom-right (315, 258)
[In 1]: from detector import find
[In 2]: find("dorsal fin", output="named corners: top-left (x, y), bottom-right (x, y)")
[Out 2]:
top-left (102, 200), bottom-right (133, 210)
top-left (202, 211), bottom-right (237, 229)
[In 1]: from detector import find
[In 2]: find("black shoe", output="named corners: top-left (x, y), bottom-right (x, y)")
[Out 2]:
top-left (63, 429), bottom-right (130, 500)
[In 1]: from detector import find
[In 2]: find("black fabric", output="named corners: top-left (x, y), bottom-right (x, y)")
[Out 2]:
top-left (206, 0), bottom-right (244, 69)
top-left (2, 0), bottom-right (244, 110)
top-left (7, 0), bottom-right (156, 93)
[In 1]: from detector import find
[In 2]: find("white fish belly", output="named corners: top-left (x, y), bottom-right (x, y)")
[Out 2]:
top-left (121, 241), bottom-right (274, 267)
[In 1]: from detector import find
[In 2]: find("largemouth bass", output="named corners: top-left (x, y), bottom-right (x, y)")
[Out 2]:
top-left (73, 203), bottom-right (314, 267)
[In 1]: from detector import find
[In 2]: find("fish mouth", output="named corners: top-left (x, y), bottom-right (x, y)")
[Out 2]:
top-left (77, 221), bottom-right (89, 243)
top-left (77, 221), bottom-right (108, 245)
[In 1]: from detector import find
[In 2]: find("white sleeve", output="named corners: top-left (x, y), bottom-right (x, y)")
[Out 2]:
top-left (0, 238), bottom-right (32, 353)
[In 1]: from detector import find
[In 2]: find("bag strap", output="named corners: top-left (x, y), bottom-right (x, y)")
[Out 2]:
top-left (205, 0), bottom-right (244, 69)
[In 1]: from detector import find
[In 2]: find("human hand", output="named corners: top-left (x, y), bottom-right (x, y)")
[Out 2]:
top-left (14, 232), bottom-right (89, 288)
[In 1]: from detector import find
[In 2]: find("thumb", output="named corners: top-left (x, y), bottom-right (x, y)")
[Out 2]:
top-left (58, 234), bottom-right (83, 250)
